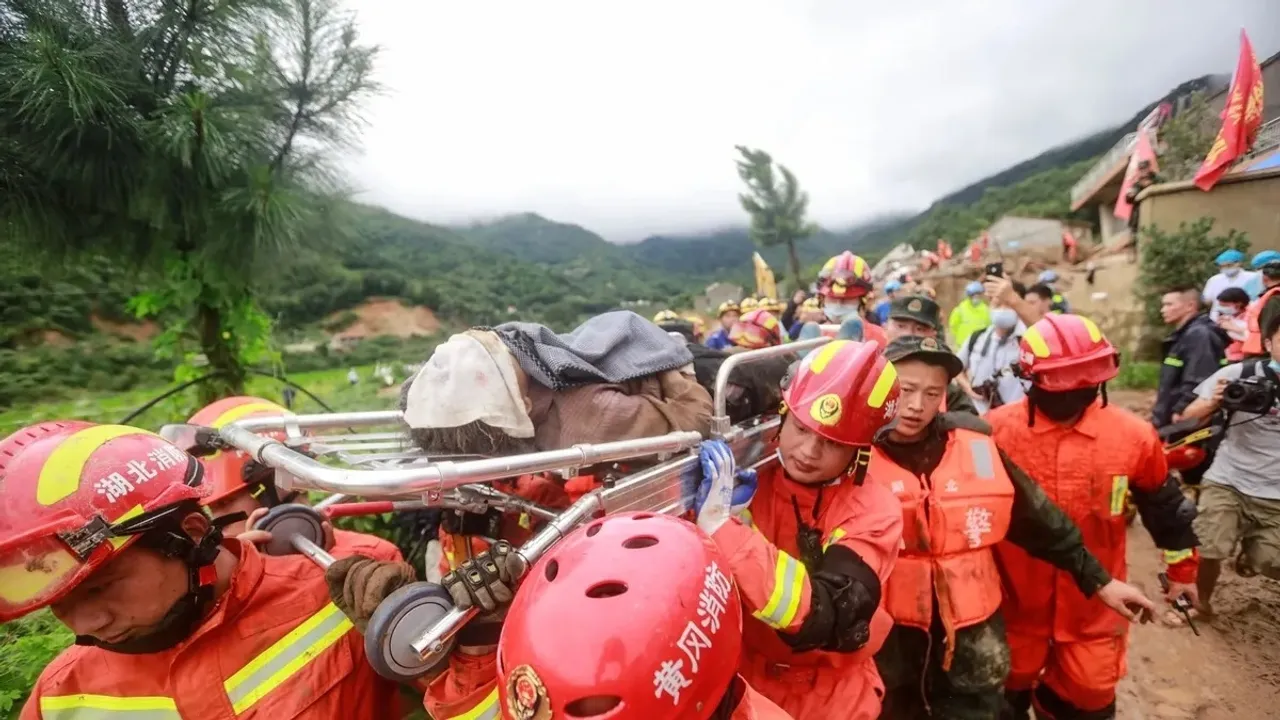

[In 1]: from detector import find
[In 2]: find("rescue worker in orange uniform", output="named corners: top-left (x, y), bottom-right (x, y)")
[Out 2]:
top-left (730, 308), bottom-right (786, 350)
top-left (492, 512), bottom-right (793, 719)
top-left (2, 421), bottom-right (400, 719)
top-left (186, 395), bottom-right (401, 561)
top-left (815, 251), bottom-right (889, 349)
top-left (988, 314), bottom-right (1201, 719)
top-left (684, 340), bottom-right (904, 718)
top-left (1241, 251), bottom-right (1280, 359)
top-left (868, 337), bottom-right (1155, 718)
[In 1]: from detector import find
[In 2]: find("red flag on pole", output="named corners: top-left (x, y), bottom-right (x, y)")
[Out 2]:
top-left (1194, 29), bottom-right (1265, 191)
top-left (1114, 130), bottom-right (1159, 221)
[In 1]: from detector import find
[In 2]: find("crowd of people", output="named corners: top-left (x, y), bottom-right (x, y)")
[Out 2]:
top-left (5, 247), bottom-right (1280, 719)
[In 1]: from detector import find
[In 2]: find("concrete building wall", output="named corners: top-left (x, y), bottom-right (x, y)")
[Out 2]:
top-left (1139, 170), bottom-right (1280, 251)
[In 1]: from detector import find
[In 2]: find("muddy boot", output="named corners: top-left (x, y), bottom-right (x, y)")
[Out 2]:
top-left (1032, 685), bottom-right (1115, 719)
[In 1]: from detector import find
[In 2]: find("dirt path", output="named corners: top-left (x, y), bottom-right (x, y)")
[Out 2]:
top-left (1118, 529), bottom-right (1280, 719)
top-left (1066, 388), bottom-right (1280, 718)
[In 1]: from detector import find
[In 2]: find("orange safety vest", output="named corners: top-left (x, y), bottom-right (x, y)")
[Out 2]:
top-left (1242, 285), bottom-right (1280, 356)
top-left (870, 429), bottom-right (1014, 668)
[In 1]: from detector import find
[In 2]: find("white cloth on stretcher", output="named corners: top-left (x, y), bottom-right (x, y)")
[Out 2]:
top-left (403, 330), bottom-right (535, 438)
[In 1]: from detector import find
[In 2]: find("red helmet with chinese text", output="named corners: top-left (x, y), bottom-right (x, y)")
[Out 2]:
top-left (0, 423), bottom-right (205, 621)
top-left (729, 309), bottom-right (783, 349)
top-left (783, 340), bottom-right (899, 448)
top-left (818, 252), bottom-right (873, 300)
top-left (1018, 314), bottom-right (1119, 392)
top-left (188, 396), bottom-right (290, 506)
top-left (496, 513), bottom-right (743, 720)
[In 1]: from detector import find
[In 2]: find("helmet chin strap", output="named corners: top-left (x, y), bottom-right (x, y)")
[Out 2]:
top-left (78, 515), bottom-right (237, 655)
top-left (776, 447), bottom-right (871, 486)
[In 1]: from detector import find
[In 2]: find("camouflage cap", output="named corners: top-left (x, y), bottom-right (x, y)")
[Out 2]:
top-left (887, 294), bottom-right (941, 330)
top-left (883, 335), bottom-right (964, 379)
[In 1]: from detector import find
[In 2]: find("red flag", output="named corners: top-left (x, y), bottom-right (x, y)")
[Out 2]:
top-left (1114, 130), bottom-right (1159, 221)
top-left (1194, 30), bottom-right (1265, 191)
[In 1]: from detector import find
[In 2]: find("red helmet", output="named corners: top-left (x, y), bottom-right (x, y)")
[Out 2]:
top-left (1018, 314), bottom-right (1119, 392)
top-left (783, 340), bottom-right (900, 447)
top-left (729, 309), bottom-right (783, 349)
top-left (818, 252), bottom-right (873, 300)
top-left (0, 423), bottom-right (204, 621)
top-left (1166, 445), bottom-right (1207, 472)
top-left (496, 513), bottom-right (742, 720)
top-left (188, 396), bottom-right (288, 506)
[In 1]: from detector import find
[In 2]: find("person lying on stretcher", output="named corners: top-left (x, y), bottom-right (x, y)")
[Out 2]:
top-left (389, 314), bottom-right (714, 715)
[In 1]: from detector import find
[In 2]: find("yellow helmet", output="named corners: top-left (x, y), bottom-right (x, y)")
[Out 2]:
top-left (653, 310), bottom-right (681, 324)
top-left (739, 297), bottom-right (760, 312)
top-left (715, 301), bottom-right (740, 318)
top-left (685, 316), bottom-right (706, 339)
top-left (801, 297), bottom-right (822, 312)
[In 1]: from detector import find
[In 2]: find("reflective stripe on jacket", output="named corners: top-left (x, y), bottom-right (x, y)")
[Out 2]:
top-left (870, 429), bottom-right (1014, 668)
top-left (1242, 285), bottom-right (1280, 355)
top-left (987, 399), bottom-right (1168, 641)
top-left (711, 459), bottom-right (902, 718)
top-left (24, 541), bottom-right (399, 720)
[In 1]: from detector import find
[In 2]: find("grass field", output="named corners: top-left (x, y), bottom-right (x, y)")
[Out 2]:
top-left (0, 364), bottom-right (406, 436)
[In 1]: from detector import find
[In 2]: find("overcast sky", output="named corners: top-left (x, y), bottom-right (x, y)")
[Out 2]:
top-left (346, 1), bottom-right (1280, 242)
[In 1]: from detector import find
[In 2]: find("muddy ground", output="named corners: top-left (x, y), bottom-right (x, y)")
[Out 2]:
top-left (1107, 389), bottom-right (1280, 719)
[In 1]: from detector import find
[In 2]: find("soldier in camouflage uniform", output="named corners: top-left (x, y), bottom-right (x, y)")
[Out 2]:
top-left (868, 336), bottom-right (1153, 718)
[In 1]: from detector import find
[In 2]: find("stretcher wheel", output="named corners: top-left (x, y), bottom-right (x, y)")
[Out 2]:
top-left (252, 503), bottom-right (326, 557)
top-left (365, 582), bottom-right (455, 682)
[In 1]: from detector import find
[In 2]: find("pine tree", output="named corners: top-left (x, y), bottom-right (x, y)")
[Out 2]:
top-left (734, 145), bottom-right (817, 290)
top-left (0, 0), bottom-right (378, 400)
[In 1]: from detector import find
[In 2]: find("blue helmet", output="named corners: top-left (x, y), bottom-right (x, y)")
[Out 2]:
top-left (1215, 249), bottom-right (1245, 265)
top-left (884, 279), bottom-right (903, 293)
top-left (1037, 270), bottom-right (1059, 284)
top-left (1252, 250), bottom-right (1280, 269)
top-left (965, 281), bottom-right (984, 296)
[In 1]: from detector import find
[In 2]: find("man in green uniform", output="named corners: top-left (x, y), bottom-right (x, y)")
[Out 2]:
top-left (883, 294), bottom-right (979, 415)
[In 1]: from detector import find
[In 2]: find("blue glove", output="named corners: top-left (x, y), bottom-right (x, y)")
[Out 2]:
top-left (683, 441), bottom-right (758, 533)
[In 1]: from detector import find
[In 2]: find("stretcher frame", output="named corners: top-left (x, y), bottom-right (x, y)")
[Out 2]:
top-left (216, 337), bottom-right (829, 674)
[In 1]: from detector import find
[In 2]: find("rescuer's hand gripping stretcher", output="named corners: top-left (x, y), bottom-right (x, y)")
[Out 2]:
top-left (167, 338), bottom-right (828, 683)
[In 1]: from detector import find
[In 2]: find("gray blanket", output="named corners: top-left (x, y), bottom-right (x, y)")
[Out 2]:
top-left (492, 311), bottom-right (693, 391)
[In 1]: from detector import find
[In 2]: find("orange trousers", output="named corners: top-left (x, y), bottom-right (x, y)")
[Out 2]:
top-left (1005, 632), bottom-right (1127, 712)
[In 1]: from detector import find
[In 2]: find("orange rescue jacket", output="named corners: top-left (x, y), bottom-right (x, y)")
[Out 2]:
top-left (871, 429), bottom-right (1013, 666)
top-left (1242, 285), bottom-right (1280, 356)
top-left (987, 399), bottom-right (1168, 641)
top-left (714, 460), bottom-right (902, 676)
top-left (332, 529), bottom-right (402, 562)
top-left (22, 541), bottom-right (399, 720)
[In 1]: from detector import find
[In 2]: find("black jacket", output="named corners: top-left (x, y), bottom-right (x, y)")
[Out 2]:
top-left (1152, 314), bottom-right (1227, 428)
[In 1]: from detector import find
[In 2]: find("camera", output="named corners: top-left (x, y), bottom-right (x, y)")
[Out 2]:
top-left (1222, 376), bottom-right (1279, 415)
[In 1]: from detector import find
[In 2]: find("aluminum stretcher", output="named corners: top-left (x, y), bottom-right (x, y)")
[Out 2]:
top-left (200, 337), bottom-right (828, 681)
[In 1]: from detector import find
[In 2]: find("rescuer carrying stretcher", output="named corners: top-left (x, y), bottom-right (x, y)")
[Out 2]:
top-left (2, 421), bottom-right (402, 719)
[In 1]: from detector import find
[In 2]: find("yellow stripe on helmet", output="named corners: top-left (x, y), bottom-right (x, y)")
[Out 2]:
top-left (807, 340), bottom-right (849, 375)
top-left (37, 426), bottom-right (158, 506)
top-left (1022, 326), bottom-right (1051, 358)
top-left (211, 402), bottom-right (286, 429)
top-left (1079, 316), bottom-right (1103, 343)
top-left (867, 362), bottom-right (898, 409)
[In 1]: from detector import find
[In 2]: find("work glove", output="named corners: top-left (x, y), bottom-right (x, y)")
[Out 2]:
top-left (325, 556), bottom-right (418, 633)
top-left (683, 440), bottom-right (758, 535)
top-left (441, 540), bottom-right (521, 613)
